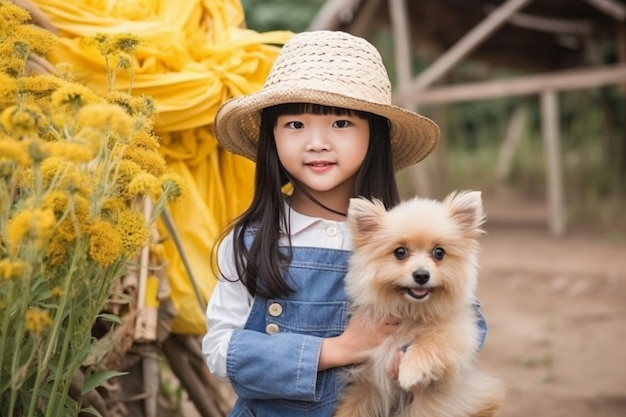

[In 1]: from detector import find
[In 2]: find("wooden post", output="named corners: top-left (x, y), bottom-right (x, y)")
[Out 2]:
top-left (541, 90), bottom-right (565, 236)
top-left (388, 0), bottom-right (432, 196)
top-left (496, 104), bottom-right (527, 182)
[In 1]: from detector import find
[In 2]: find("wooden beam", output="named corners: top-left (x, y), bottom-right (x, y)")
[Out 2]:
top-left (405, 0), bottom-right (534, 94)
top-left (348, 0), bottom-right (382, 37)
top-left (506, 11), bottom-right (593, 34)
top-left (581, 0), bottom-right (626, 21)
top-left (395, 65), bottom-right (626, 105)
top-left (307, 0), bottom-right (362, 31)
top-left (541, 91), bottom-right (566, 236)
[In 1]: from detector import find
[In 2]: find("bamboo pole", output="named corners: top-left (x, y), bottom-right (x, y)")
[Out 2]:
top-left (541, 91), bottom-right (565, 236)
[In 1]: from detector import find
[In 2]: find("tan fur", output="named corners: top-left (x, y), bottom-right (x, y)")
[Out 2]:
top-left (333, 191), bottom-right (506, 417)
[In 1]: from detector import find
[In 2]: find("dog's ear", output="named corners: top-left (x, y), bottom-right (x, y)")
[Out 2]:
top-left (444, 191), bottom-right (486, 236)
top-left (347, 197), bottom-right (386, 243)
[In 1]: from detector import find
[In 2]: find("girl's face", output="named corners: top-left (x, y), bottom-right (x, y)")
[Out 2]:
top-left (274, 112), bottom-right (369, 210)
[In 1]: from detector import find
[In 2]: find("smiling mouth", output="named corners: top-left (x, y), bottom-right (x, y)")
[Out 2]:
top-left (406, 287), bottom-right (430, 300)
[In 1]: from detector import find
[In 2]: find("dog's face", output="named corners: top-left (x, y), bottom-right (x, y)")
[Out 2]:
top-left (345, 191), bottom-right (485, 319)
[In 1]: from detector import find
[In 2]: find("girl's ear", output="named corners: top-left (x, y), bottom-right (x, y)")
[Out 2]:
top-left (444, 190), bottom-right (486, 236)
top-left (347, 197), bottom-right (386, 244)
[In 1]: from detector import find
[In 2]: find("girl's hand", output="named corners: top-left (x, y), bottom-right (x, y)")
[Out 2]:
top-left (318, 312), bottom-right (401, 371)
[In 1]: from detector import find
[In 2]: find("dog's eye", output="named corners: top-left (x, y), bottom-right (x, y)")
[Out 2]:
top-left (393, 246), bottom-right (409, 260)
top-left (432, 247), bottom-right (445, 260)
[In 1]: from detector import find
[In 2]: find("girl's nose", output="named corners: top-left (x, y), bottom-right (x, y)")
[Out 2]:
top-left (305, 128), bottom-right (330, 151)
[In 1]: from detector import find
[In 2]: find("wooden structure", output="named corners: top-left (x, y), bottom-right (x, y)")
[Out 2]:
top-left (310, 0), bottom-right (626, 236)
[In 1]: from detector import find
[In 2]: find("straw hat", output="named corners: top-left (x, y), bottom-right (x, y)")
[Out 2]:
top-left (214, 30), bottom-right (440, 172)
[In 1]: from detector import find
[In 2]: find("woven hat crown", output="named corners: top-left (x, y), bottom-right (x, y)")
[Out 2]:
top-left (263, 31), bottom-right (392, 106)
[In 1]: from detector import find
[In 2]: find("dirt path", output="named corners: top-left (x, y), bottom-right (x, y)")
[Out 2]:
top-left (476, 221), bottom-right (626, 417)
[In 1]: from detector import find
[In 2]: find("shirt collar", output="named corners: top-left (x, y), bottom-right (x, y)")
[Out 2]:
top-left (284, 201), bottom-right (345, 235)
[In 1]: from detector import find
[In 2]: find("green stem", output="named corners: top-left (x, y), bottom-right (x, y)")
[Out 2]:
top-left (0, 280), bottom-right (16, 412)
top-left (8, 265), bottom-right (31, 415)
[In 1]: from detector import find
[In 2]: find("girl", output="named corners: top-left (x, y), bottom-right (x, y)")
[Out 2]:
top-left (202, 30), bottom-right (473, 416)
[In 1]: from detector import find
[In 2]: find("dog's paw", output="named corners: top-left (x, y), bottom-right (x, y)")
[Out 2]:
top-left (397, 366), bottom-right (437, 391)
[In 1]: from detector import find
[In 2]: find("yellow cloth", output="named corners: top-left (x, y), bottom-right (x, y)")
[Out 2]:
top-left (33, 0), bottom-right (292, 334)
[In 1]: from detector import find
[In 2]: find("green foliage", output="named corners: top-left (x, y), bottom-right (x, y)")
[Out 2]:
top-left (241, 0), bottom-right (325, 32)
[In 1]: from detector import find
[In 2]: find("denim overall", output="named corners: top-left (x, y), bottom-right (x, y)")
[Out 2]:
top-left (226, 245), bottom-right (351, 417)
top-left (224, 238), bottom-right (489, 417)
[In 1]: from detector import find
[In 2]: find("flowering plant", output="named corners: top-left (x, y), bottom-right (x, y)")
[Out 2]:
top-left (0, 2), bottom-right (183, 415)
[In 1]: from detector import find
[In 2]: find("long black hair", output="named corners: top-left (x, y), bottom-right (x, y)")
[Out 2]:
top-left (219, 103), bottom-right (400, 298)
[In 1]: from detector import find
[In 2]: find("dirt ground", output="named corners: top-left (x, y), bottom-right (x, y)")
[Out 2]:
top-left (182, 192), bottom-right (626, 417)
top-left (475, 194), bottom-right (626, 417)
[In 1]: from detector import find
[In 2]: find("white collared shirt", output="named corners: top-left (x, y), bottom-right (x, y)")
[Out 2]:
top-left (202, 206), bottom-right (352, 380)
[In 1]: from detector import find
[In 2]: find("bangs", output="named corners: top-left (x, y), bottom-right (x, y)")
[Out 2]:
top-left (264, 103), bottom-right (368, 121)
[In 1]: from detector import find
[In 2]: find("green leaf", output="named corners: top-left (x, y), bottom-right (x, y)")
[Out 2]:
top-left (81, 370), bottom-right (128, 394)
top-left (79, 405), bottom-right (104, 417)
top-left (97, 313), bottom-right (122, 324)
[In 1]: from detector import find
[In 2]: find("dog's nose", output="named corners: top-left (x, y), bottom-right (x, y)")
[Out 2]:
top-left (412, 269), bottom-right (430, 285)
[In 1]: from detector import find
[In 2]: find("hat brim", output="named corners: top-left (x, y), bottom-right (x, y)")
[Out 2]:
top-left (215, 86), bottom-right (440, 172)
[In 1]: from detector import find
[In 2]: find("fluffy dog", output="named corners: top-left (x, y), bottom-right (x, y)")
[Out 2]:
top-left (333, 191), bottom-right (505, 417)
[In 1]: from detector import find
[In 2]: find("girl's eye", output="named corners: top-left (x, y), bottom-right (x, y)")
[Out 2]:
top-left (286, 121), bottom-right (304, 129)
top-left (332, 120), bottom-right (350, 128)
top-left (393, 246), bottom-right (408, 260)
top-left (432, 247), bottom-right (445, 260)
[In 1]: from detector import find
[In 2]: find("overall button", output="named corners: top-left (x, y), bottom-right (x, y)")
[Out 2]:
top-left (266, 323), bottom-right (279, 334)
top-left (326, 225), bottom-right (338, 237)
top-left (268, 302), bottom-right (283, 317)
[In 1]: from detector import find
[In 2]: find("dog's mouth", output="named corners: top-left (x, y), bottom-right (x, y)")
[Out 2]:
top-left (406, 286), bottom-right (430, 300)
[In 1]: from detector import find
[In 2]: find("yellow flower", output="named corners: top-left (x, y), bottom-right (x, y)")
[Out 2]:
top-left (101, 197), bottom-right (127, 217)
top-left (0, 136), bottom-right (30, 166)
top-left (6, 208), bottom-right (56, 249)
top-left (111, 159), bottom-right (142, 191)
top-left (15, 166), bottom-right (33, 189)
top-left (44, 235), bottom-right (69, 267)
top-left (0, 73), bottom-right (17, 107)
top-left (0, 55), bottom-right (25, 78)
top-left (131, 130), bottom-right (160, 152)
top-left (115, 209), bottom-right (149, 257)
top-left (45, 141), bottom-right (95, 163)
top-left (123, 145), bottom-right (166, 177)
top-left (1, 105), bottom-right (43, 136)
top-left (74, 128), bottom-right (104, 155)
top-left (160, 172), bottom-right (185, 202)
top-left (40, 157), bottom-right (93, 196)
top-left (50, 287), bottom-right (65, 298)
top-left (130, 95), bottom-right (156, 119)
top-left (77, 103), bottom-right (133, 139)
top-left (124, 172), bottom-right (160, 199)
top-left (15, 25), bottom-right (56, 58)
top-left (41, 191), bottom-right (69, 217)
top-left (90, 33), bottom-right (140, 57)
top-left (17, 75), bottom-right (63, 100)
top-left (0, 1), bottom-right (31, 27)
top-left (25, 308), bottom-right (53, 334)
top-left (50, 83), bottom-right (101, 111)
top-left (0, 258), bottom-right (30, 280)
top-left (88, 220), bottom-right (122, 267)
